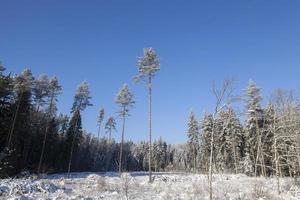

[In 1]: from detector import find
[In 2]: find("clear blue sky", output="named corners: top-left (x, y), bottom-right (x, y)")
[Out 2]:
top-left (1, 0), bottom-right (300, 143)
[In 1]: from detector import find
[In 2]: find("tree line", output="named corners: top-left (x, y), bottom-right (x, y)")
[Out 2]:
top-left (0, 48), bottom-right (162, 178)
top-left (186, 80), bottom-right (300, 181)
top-left (0, 50), bottom-right (299, 183)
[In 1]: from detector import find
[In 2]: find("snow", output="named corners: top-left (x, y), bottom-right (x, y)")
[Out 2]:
top-left (1, 172), bottom-right (299, 200)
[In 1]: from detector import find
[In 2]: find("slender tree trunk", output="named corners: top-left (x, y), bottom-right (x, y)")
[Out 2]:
top-left (193, 147), bottom-right (196, 171)
top-left (67, 111), bottom-right (80, 178)
top-left (233, 143), bottom-right (238, 174)
top-left (209, 114), bottom-right (214, 200)
top-left (93, 121), bottom-right (102, 171)
top-left (109, 130), bottom-right (111, 144)
top-left (38, 94), bottom-right (55, 174)
top-left (255, 134), bottom-right (262, 176)
top-left (7, 92), bottom-right (23, 148)
top-left (148, 76), bottom-right (152, 182)
top-left (274, 136), bottom-right (280, 195)
top-left (23, 105), bottom-right (40, 168)
top-left (254, 115), bottom-right (260, 177)
top-left (119, 109), bottom-right (126, 176)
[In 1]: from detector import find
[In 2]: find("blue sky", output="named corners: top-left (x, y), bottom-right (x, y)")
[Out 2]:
top-left (1, 0), bottom-right (300, 143)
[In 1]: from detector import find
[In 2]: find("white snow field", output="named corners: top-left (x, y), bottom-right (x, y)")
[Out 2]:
top-left (1, 172), bottom-right (299, 200)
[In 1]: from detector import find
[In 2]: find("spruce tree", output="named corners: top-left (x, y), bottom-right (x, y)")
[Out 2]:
top-left (223, 108), bottom-right (243, 173)
top-left (200, 113), bottom-right (214, 172)
top-left (187, 111), bottom-right (199, 171)
top-left (244, 80), bottom-right (263, 176)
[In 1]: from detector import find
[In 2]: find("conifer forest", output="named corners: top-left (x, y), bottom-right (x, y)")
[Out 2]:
top-left (1, 1), bottom-right (300, 199)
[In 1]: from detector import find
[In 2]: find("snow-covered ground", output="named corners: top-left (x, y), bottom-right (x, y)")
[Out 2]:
top-left (1, 172), bottom-right (299, 200)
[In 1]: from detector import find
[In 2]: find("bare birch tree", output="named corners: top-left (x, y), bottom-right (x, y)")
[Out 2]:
top-left (208, 79), bottom-right (233, 200)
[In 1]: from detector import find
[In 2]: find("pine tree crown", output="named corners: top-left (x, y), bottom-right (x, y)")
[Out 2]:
top-left (135, 48), bottom-right (160, 82)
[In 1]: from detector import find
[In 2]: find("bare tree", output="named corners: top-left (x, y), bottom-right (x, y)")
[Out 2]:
top-left (208, 79), bottom-right (233, 200)
top-left (135, 48), bottom-right (160, 182)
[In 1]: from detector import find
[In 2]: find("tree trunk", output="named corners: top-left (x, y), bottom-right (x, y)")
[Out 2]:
top-left (67, 111), bottom-right (80, 178)
top-left (209, 115), bottom-right (214, 200)
top-left (274, 136), bottom-right (281, 195)
top-left (119, 109), bottom-right (126, 176)
top-left (109, 130), bottom-right (111, 144)
top-left (7, 92), bottom-right (23, 148)
top-left (233, 143), bottom-right (238, 174)
top-left (93, 121), bottom-right (102, 171)
top-left (38, 93), bottom-right (55, 174)
top-left (148, 76), bottom-right (152, 182)
top-left (24, 105), bottom-right (41, 168)
top-left (193, 147), bottom-right (196, 171)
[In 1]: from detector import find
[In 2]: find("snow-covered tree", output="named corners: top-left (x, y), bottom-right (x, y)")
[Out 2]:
top-left (244, 79), bottom-right (264, 176)
top-left (135, 48), bottom-right (160, 182)
top-left (38, 77), bottom-right (62, 174)
top-left (7, 69), bottom-right (34, 148)
top-left (97, 108), bottom-right (105, 141)
top-left (105, 116), bottom-right (117, 143)
top-left (93, 108), bottom-right (105, 170)
top-left (33, 74), bottom-right (50, 111)
top-left (187, 111), bottom-right (199, 170)
top-left (208, 79), bottom-right (233, 200)
top-left (67, 81), bottom-right (92, 177)
top-left (200, 113), bottom-right (214, 172)
top-left (153, 137), bottom-right (167, 172)
top-left (216, 108), bottom-right (243, 173)
top-left (115, 84), bottom-right (134, 175)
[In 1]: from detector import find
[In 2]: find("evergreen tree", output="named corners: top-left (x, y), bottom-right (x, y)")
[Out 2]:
top-left (33, 74), bottom-right (50, 111)
top-left (153, 137), bottom-right (167, 171)
top-left (105, 116), bottom-right (117, 143)
top-left (199, 113), bottom-right (214, 173)
top-left (38, 77), bottom-right (62, 174)
top-left (67, 81), bottom-right (92, 177)
top-left (8, 69), bottom-right (34, 174)
top-left (0, 64), bottom-right (14, 161)
top-left (93, 108), bottom-right (105, 170)
top-left (66, 111), bottom-right (83, 172)
top-left (135, 48), bottom-right (160, 182)
top-left (7, 69), bottom-right (34, 148)
top-left (244, 80), bottom-right (264, 176)
top-left (187, 111), bottom-right (199, 170)
top-left (23, 74), bottom-right (50, 170)
top-left (115, 84), bottom-right (134, 175)
top-left (97, 108), bottom-right (105, 141)
top-left (221, 108), bottom-right (243, 173)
